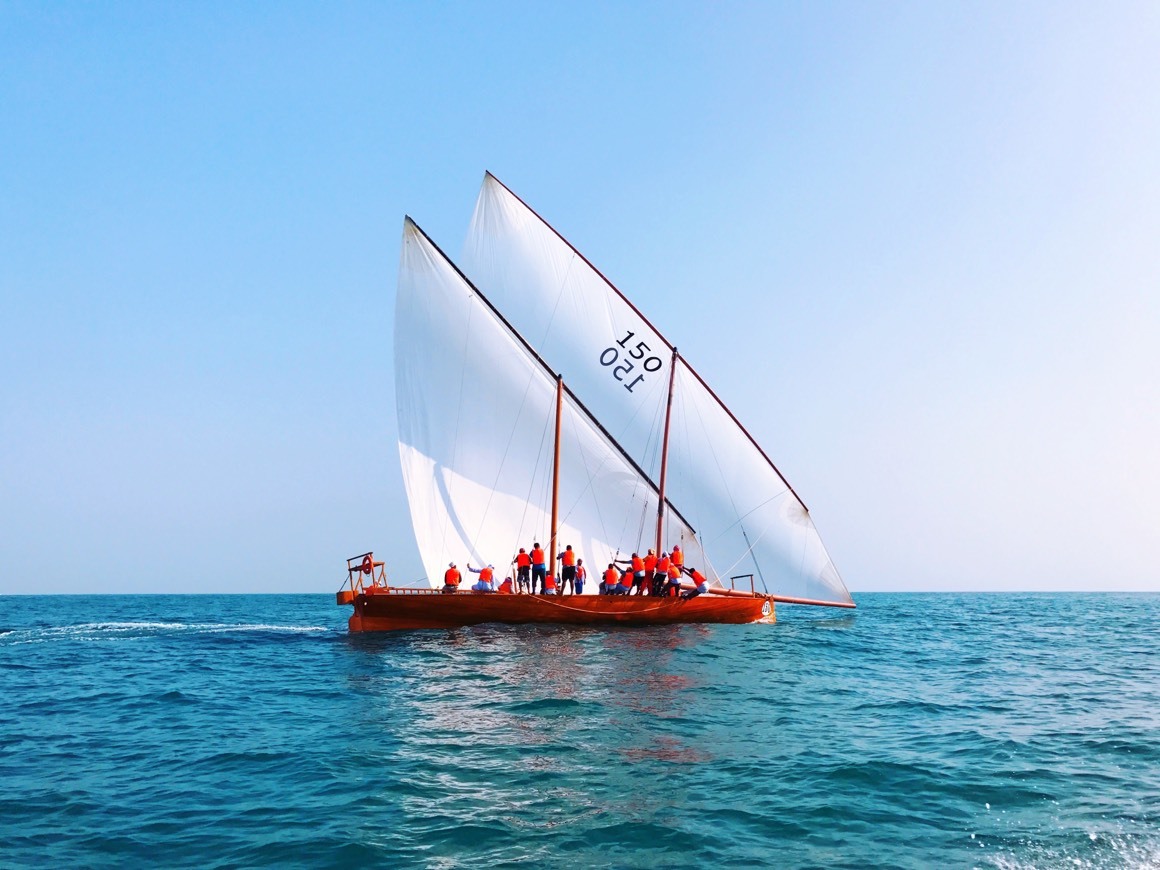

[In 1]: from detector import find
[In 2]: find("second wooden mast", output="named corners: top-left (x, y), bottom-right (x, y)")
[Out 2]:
top-left (549, 374), bottom-right (563, 578)
top-left (655, 347), bottom-right (679, 557)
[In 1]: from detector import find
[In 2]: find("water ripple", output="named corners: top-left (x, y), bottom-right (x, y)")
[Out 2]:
top-left (1, 592), bottom-right (1158, 867)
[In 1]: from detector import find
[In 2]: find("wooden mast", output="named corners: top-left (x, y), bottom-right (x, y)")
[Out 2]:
top-left (550, 374), bottom-right (563, 580)
top-left (655, 348), bottom-right (678, 557)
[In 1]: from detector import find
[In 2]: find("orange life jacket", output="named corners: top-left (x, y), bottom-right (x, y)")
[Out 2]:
top-left (444, 568), bottom-right (460, 586)
top-left (604, 567), bottom-right (619, 585)
top-left (516, 552), bottom-right (531, 568)
top-left (671, 548), bottom-right (684, 568)
top-left (668, 564), bottom-right (681, 579)
top-left (544, 575), bottom-right (557, 591)
top-left (657, 556), bottom-right (671, 574)
top-left (480, 567), bottom-right (493, 583)
top-left (644, 554), bottom-right (657, 573)
top-left (631, 555), bottom-right (644, 572)
top-left (690, 570), bottom-right (706, 587)
top-left (531, 547), bottom-right (545, 564)
top-left (562, 549), bottom-right (575, 567)
top-left (497, 578), bottom-right (513, 594)
top-left (619, 570), bottom-right (633, 588)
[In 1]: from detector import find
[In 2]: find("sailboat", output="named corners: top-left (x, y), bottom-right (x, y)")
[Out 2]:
top-left (337, 176), bottom-right (854, 631)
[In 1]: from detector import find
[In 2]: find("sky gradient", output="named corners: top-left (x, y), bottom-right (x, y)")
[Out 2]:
top-left (2, 2), bottom-right (1158, 594)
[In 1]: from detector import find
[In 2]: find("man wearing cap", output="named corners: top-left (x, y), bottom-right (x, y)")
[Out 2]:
top-left (443, 562), bottom-right (461, 594)
top-left (643, 549), bottom-right (658, 595)
top-left (557, 544), bottom-right (577, 595)
top-left (513, 548), bottom-right (532, 594)
top-left (530, 542), bottom-right (546, 593)
top-left (652, 551), bottom-right (671, 597)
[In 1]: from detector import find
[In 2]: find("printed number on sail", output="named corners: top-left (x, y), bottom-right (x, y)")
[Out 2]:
top-left (599, 331), bottom-right (662, 393)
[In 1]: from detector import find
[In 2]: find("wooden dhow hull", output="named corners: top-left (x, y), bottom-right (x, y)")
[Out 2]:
top-left (346, 589), bottom-right (774, 632)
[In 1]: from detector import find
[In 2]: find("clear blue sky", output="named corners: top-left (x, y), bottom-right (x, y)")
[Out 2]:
top-left (2, 2), bottom-right (1157, 594)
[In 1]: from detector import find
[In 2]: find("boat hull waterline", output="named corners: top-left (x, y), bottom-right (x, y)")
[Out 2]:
top-left (347, 590), bottom-right (774, 632)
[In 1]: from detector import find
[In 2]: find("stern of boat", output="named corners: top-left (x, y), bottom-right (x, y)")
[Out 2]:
top-left (337, 551), bottom-right (388, 606)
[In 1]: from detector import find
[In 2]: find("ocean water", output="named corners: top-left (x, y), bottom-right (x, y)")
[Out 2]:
top-left (1, 593), bottom-right (1157, 869)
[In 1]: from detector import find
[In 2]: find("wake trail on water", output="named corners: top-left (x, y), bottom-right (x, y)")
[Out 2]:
top-left (1, 621), bottom-right (332, 645)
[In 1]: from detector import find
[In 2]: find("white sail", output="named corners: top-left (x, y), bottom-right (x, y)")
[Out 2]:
top-left (461, 175), bottom-right (852, 605)
top-left (395, 218), bottom-right (708, 591)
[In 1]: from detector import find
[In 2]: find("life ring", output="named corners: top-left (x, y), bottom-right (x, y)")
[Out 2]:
top-left (360, 556), bottom-right (374, 576)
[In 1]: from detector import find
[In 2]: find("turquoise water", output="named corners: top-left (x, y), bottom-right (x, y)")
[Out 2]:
top-left (1, 593), bottom-right (1157, 868)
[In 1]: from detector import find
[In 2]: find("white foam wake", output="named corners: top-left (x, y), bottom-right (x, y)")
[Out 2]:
top-left (2, 622), bottom-right (331, 645)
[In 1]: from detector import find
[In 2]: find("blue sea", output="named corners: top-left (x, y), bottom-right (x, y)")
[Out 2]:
top-left (1, 593), bottom-right (1157, 868)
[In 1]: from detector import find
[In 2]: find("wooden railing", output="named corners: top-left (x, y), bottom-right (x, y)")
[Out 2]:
top-left (343, 552), bottom-right (387, 597)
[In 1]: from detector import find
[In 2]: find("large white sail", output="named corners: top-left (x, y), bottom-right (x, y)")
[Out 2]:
top-left (461, 175), bottom-right (852, 606)
top-left (395, 218), bottom-right (708, 590)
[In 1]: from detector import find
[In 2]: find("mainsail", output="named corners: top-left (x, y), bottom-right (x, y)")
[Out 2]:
top-left (395, 218), bottom-right (708, 590)
top-left (461, 174), bottom-right (853, 606)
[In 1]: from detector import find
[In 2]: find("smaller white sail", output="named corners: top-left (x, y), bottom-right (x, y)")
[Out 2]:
top-left (395, 218), bottom-right (710, 591)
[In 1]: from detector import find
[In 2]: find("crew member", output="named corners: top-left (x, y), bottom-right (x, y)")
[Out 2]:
top-left (666, 558), bottom-right (683, 597)
top-left (557, 545), bottom-right (577, 595)
top-left (670, 545), bottom-right (684, 571)
top-left (681, 567), bottom-right (709, 599)
top-left (630, 553), bottom-right (647, 595)
top-left (602, 564), bottom-right (619, 595)
top-left (644, 549), bottom-right (658, 595)
top-left (575, 559), bottom-right (586, 595)
top-left (530, 542), bottom-right (546, 593)
top-left (497, 576), bottom-right (514, 594)
top-left (617, 568), bottom-right (634, 595)
top-left (514, 548), bottom-right (532, 593)
top-left (443, 562), bottom-right (461, 594)
top-left (467, 563), bottom-right (495, 593)
top-left (653, 552), bottom-right (671, 597)
top-left (543, 573), bottom-right (558, 595)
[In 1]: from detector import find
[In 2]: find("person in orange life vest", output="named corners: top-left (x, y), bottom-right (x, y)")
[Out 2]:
top-left (575, 559), bottom-right (586, 595)
top-left (643, 548), bottom-right (657, 575)
top-left (530, 543), bottom-right (546, 593)
top-left (497, 576), bottom-right (514, 594)
top-left (680, 567), bottom-right (709, 599)
top-left (543, 573), bottom-right (558, 594)
top-left (652, 552), bottom-right (671, 597)
top-left (601, 564), bottom-right (619, 595)
top-left (467, 563), bottom-right (495, 592)
top-left (615, 568), bottom-right (634, 595)
top-left (670, 545), bottom-right (683, 570)
top-left (442, 562), bottom-right (461, 594)
top-left (643, 549), bottom-right (659, 595)
top-left (557, 544), bottom-right (577, 594)
top-left (513, 548), bottom-right (532, 593)
top-left (666, 559), bottom-right (683, 597)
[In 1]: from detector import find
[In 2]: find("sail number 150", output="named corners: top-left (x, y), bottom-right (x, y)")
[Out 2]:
top-left (598, 331), bottom-right (662, 393)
